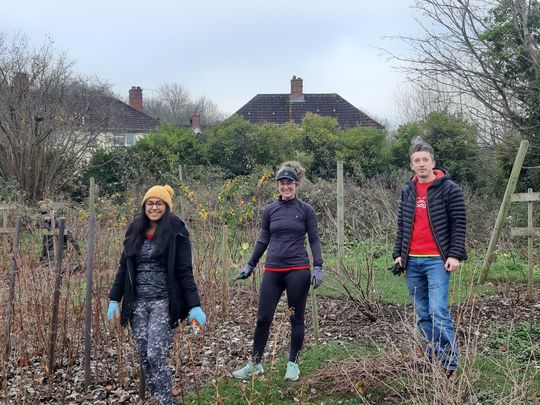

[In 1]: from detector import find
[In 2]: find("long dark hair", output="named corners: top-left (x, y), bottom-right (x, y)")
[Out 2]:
top-left (124, 204), bottom-right (175, 257)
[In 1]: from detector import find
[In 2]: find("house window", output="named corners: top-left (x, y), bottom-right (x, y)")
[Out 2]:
top-left (126, 133), bottom-right (135, 145)
top-left (112, 134), bottom-right (126, 146)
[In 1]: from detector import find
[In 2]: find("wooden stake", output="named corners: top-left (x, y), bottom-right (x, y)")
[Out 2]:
top-left (3, 216), bottom-right (21, 362)
top-left (47, 217), bottom-right (66, 376)
top-left (480, 140), bottom-right (529, 282)
top-left (84, 178), bottom-right (96, 388)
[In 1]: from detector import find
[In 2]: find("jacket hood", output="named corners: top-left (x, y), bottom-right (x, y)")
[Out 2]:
top-left (410, 168), bottom-right (449, 185)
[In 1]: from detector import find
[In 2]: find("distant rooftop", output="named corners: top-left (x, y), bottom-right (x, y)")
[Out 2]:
top-left (234, 76), bottom-right (383, 130)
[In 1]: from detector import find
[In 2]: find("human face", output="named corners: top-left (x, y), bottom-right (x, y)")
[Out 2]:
top-left (277, 179), bottom-right (297, 200)
top-left (145, 198), bottom-right (166, 223)
top-left (410, 151), bottom-right (436, 183)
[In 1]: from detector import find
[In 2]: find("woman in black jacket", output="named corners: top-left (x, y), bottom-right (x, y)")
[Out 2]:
top-left (107, 184), bottom-right (206, 405)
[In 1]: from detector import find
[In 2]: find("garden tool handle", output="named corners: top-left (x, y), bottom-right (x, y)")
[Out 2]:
top-left (191, 319), bottom-right (202, 337)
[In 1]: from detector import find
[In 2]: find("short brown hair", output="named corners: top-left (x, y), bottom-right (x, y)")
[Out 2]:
top-left (410, 142), bottom-right (435, 160)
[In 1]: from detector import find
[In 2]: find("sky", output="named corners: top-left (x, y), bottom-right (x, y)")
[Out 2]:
top-left (1, 1), bottom-right (422, 128)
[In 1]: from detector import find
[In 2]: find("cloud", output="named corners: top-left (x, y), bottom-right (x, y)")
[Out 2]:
top-left (1, 0), bottom-right (421, 126)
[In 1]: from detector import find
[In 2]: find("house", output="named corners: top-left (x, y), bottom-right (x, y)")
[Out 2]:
top-left (93, 86), bottom-right (160, 148)
top-left (90, 87), bottom-right (205, 147)
top-left (1, 73), bottom-right (161, 160)
top-left (234, 76), bottom-right (383, 130)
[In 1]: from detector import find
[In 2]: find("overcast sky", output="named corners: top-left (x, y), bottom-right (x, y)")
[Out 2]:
top-left (2, 1), bottom-right (421, 127)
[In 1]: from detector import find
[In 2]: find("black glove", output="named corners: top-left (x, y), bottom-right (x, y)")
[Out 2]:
top-left (388, 262), bottom-right (405, 276)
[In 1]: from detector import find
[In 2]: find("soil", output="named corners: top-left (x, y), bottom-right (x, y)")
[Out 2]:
top-left (175, 281), bottom-right (540, 402)
top-left (3, 282), bottom-right (539, 404)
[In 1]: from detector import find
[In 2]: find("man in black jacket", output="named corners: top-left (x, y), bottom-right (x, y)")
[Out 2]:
top-left (393, 142), bottom-right (467, 377)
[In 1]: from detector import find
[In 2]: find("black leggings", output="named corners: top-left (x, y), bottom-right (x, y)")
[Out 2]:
top-left (252, 269), bottom-right (311, 363)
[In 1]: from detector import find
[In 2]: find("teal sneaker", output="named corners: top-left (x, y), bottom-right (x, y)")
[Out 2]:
top-left (284, 361), bottom-right (300, 381)
top-left (231, 361), bottom-right (264, 379)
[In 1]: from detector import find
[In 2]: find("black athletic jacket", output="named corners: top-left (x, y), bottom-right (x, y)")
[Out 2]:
top-left (393, 169), bottom-right (467, 268)
top-left (248, 197), bottom-right (323, 270)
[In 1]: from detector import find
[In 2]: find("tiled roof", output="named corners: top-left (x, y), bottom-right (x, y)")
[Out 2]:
top-left (235, 93), bottom-right (383, 129)
top-left (80, 95), bottom-right (159, 132)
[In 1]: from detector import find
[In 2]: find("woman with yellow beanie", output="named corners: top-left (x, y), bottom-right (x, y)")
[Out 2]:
top-left (107, 184), bottom-right (206, 404)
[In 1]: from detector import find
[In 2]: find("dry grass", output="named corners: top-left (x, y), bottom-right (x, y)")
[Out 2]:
top-left (1, 195), bottom-right (538, 404)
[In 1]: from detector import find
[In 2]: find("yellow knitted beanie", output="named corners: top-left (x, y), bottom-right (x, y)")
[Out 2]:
top-left (142, 185), bottom-right (174, 209)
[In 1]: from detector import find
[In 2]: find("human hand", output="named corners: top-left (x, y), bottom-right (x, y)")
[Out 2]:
top-left (311, 266), bottom-right (323, 289)
top-left (107, 301), bottom-right (119, 321)
top-left (236, 263), bottom-right (254, 280)
top-left (394, 257), bottom-right (403, 267)
top-left (188, 306), bottom-right (207, 328)
top-left (445, 257), bottom-right (460, 272)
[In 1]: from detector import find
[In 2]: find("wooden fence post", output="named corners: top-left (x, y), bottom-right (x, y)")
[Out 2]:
top-left (527, 188), bottom-right (535, 301)
top-left (178, 165), bottom-right (185, 220)
top-left (47, 217), bottom-right (65, 376)
top-left (307, 238), bottom-right (320, 340)
top-left (480, 140), bottom-right (529, 282)
top-left (0, 203), bottom-right (16, 266)
top-left (337, 161), bottom-right (344, 272)
top-left (84, 178), bottom-right (96, 388)
top-left (510, 188), bottom-right (539, 301)
top-left (3, 216), bottom-right (21, 362)
top-left (222, 224), bottom-right (230, 318)
top-left (2, 205), bottom-right (8, 262)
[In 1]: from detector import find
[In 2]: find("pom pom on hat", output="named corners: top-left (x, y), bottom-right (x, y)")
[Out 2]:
top-left (142, 185), bottom-right (174, 208)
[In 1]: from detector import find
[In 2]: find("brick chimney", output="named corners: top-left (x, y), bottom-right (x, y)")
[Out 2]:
top-left (290, 75), bottom-right (304, 102)
top-left (129, 86), bottom-right (143, 112)
top-left (190, 113), bottom-right (201, 134)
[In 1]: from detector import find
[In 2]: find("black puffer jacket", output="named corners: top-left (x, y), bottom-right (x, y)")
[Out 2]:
top-left (109, 217), bottom-right (201, 328)
top-left (393, 169), bottom-right (467, 268)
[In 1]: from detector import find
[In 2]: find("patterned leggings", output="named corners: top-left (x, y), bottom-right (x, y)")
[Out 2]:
top-left (131, 299), bottom-right (172, 405)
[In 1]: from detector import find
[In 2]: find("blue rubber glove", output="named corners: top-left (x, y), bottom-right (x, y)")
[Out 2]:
top-left (236, 263), bottom-right (254, 279)
top-left (107, 301), bottom-right (120, 320)
top-left (188, 306), bottom-right (206, 327)
top-left (311, 266), bottom-right (323, 289)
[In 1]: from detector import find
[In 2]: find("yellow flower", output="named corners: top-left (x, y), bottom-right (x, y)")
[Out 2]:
top-left (78, 210), bottom-right (89, 221)
top-left (241, 242), bottom-right (249, 251)
top-left (257, 169), bottom-right (274, 186)
top-left (198, 208), bottom-right (209, 221)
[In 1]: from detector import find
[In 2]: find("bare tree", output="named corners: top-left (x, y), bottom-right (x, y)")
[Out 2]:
top-left (394, 81), bottom-right (459, 123)
top-left (0, 33), bottom-right (111, 202)
top-left (394, 79), bottom-right (510, 146)
top-left (144, 82), bottom-right (225, 126)
top-left (193, 95), bottom-right (226, 125)
top-left (144, 82), bottom-right (192, 125)
top-left (389, 0), bottom-right (540, 145)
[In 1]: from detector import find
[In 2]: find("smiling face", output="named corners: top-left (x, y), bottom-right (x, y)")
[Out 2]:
top-left (410, 151), bottom-right (436, 183)
top-left (144, 198), bottom-right (166, 224)
top-left (277, 179), bottom-right (297, 200)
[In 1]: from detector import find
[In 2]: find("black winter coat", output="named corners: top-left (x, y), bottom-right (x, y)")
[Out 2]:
top-left (109, 217), bottom-right (201, 328)
top-left (393, 170), bottom-right (467, 268)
